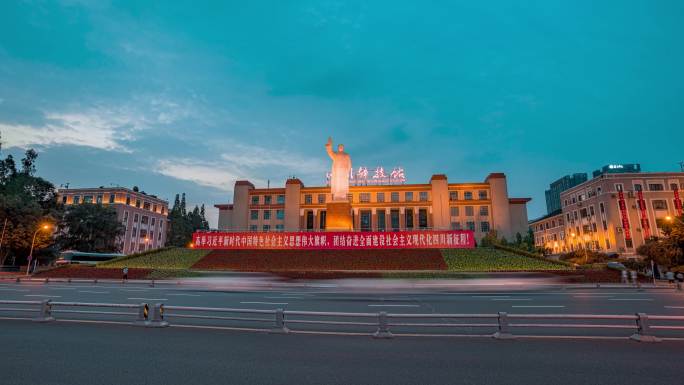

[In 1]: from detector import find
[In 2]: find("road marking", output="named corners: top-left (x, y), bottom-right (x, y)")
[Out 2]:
top-left (264, 296), bottom-right (304, 299)
top-left (241, 301), bottom-right (288, 305)
top-left (24, 294), bottom-right (61, 298)
top-left (127, 298), bottom-right (168, 301)
top-left (48, 287), bottom-right (77, 290)
top-left (491, 298), bottom-right (532, 301)
top-left (0, 288), bottom-right (29, 292)
top-left (79, 291), bottom-right (110, 294)
top-left (120, 289), bottom-right (148, 292)
top-left (512, 305), bottom-right (566, 308)
top-left (573, 295), bottom-right (614, 298)
top-left (472, 295), bottom-right (510, 298)
top-left (167, 293), bottom-right (201, 297)
top-left (368, 304), bottom-right (420, 308)
top-left (609, 298), bottom-right (654, 301)
top-left (665, 306), bottom-right (684, 309)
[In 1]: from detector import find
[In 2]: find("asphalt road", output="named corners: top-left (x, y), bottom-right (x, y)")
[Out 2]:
top-left (1, 320), bottom-right (682, 385)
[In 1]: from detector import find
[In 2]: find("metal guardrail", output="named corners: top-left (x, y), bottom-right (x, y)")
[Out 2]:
top-left (1, 300), bottom-right (683, 342)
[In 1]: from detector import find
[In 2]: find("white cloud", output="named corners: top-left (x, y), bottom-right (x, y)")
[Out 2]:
top-left (155, 158), bottom-right (265, 192)
top-left (220, 143), bottom-right (326, 175)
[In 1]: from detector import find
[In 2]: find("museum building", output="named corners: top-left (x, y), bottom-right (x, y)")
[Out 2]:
top-left (215, 173), bottom-right (531, 241)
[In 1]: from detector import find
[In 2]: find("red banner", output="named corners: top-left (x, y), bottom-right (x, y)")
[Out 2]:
top-left (636, 190), bottom-right (650, 239)
top-left (674, 187), bottom-right (682, 216)
top-left (617, 191), bottom-right (631, 241)
top-left (192, 230), bottom-right (475, 250)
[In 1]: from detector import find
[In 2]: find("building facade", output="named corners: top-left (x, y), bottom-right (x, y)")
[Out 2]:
top-left (544, 173), bottom-right (588, 214)
top-left (215, 173), bottom-right (531, 241)
top-left (531, 171), bottom-right (684, 255)
top-left (57, 187), bottom-right (169, 254)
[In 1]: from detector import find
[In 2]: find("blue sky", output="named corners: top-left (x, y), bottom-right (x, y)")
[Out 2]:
top-left (1, 1), bottom-right (682, 226)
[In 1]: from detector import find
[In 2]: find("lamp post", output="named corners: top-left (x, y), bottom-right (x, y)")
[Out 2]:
top-left (27, 224), bottom-right (51, 276)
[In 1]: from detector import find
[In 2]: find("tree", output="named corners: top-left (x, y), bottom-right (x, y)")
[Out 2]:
top-left (166, 194), bottom-right (210, 247)
top-left (637, 238), bottom-right (683, 267)
top-left (55, 204), bottom-right (124, 253)
top-left (21, 149), bottom-right (38, 175)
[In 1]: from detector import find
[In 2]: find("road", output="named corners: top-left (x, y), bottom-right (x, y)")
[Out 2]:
top-left (1, 320), bottom-right (682, 385)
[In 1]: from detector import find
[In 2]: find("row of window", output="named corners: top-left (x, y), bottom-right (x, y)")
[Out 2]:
top-left (65, 194), bottom-right (166, 214)
top-left (450, 221), bottom-right (490, 232)
top-left (449, 190), bottom-right (488, 201)
top-left (449, 206), bottom-right (489, 217)
top-left (564, 182), bottom-right (682, 207)
top-left (250, 209), bottom-right (285, 221)
top-left (122, 211), bottom-right (163, 229)
top-left (250, 190), bottom-right (491, 205)
top-left (251, 195), bottom-right (286, 205)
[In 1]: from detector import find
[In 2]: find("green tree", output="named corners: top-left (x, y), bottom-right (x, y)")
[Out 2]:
top-left (637, 237), bottom-right (683, 267)
top-left (166, 194), bottom-right (210, 247)
top-left (55, 204), bottom-right (124, 253)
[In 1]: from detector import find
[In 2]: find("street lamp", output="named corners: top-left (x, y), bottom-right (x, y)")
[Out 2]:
top-left (27, 224), bottom-right (51, 276)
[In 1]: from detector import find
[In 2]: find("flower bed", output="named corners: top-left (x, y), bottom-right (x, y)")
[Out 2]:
top-left (35, 265), bottom-right (152, 279)
top-left (191, 249), bottom-right (447, 271)
top-left (442, 248), bottom-right (572, 271)
top-left (100, 247), bottom-right (210, 269)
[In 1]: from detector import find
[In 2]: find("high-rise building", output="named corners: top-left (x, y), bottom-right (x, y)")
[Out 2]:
top-left (592, 163), bottom-right (641, 178)
top-left (544, 173), bottom-right (588, 214)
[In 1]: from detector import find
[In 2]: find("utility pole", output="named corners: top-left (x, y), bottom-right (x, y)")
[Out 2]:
top-left (0, 217), bottom-right (7, 265)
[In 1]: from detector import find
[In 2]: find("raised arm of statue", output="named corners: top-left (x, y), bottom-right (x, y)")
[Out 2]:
top-left (325, 136), bottom-right (335, 159)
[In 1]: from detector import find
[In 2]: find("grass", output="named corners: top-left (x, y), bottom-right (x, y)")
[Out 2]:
top-left (147, 269), bottom-right (205, 279)
top-left (441, 248), bottom-right (572, 271)
top-left (100, 247), bottom-right (211, 269)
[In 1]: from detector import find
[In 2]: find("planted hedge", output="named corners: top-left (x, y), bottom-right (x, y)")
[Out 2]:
top-left (101, 247), bottom-right (210, 269)
top-left (441, 248), bottom-right (572, 271)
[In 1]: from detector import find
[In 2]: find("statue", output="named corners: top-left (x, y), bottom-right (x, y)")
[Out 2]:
top-left (325, 136), bottom-right (352, 201)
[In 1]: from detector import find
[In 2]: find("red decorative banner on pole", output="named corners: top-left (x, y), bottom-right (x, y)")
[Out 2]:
top-left (674, 186), bottom-right (682, 216)
top-left (192, 230), bottom-right (475, 250)
top-left (617, 191), bottom-right (632, 241)
top-left (636, 190), bottom-right (650, 239)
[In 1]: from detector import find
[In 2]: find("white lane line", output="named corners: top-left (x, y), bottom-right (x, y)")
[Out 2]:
top-left (573, 295), bottom-right (615, 298)
top-left (120, 289), bottom-right (149, 292)
top-left (264, 296), bottom-right (304, 299)
top-left (491, 298), bottom-right (532, 301)
top-left (0, 288), bottom-right (29, 292)
top-left (127, 297), bottom-right (168, 301)
top-left (472, 295), bottom-right (510, 298)
top-left (241, 301), bottom-right (288, 305)
top-left (512, 305), bottom-right (566, 308)
top-left (78, 291), bottom-right (110, 294)
top-left (665, 306), bottom-right (684, 309)
top-left (167, 293), bottom-right (201, 297)
top-left (368, 304), bottom-right (420, 308)
top-left (609, 298), bottom-right (654, 301)
top-left (48, 287), bottom-right (77, 290)
top-left (24, 294), bottom-right (61, 298)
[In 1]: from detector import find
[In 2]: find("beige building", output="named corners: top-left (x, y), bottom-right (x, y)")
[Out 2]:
top-left (215, 173), bottom-right (531, 241)
top-left (57, 187), bottom-right (169, 254)
top-left (531, 172), bottom-right (684, 255)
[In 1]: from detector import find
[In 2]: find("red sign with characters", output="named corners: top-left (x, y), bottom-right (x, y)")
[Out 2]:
top-left (617, 191), bottom-right (632, 240)
top-left (192, 230), bottom-right (475, 250)
top-left (674, 187), bottom-right (682, 216)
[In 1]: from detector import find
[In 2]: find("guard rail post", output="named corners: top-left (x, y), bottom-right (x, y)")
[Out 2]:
top-left (33, 299), bottom-right (55, 323)
top-left (134, 303), bottom-right (149, 326)
top-left (373, 311), bottom-right (393, 339)
top-left (270, 308), bottom-right (289, 334)
top-left (149, 280), bottom-right (155, 288)
top-left (146, 303), bottom-right (168, 328)
top-left (677, 281), bottom-right (682, 291)
top-left (493, 312), bottom-right (515, 339)
top-left (630, 313), bottom-right (661, 343)
top-left (621, 270), bottom-right (628, 284)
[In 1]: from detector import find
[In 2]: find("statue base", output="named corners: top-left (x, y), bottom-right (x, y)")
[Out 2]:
top-left (326, 201), bottom-right (353, 231)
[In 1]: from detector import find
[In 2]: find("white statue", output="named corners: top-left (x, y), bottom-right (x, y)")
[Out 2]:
top-left (325, 136), bottom-right (352, 201)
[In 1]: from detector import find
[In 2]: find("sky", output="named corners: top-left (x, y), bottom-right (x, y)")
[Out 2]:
top-left (1, 1), bottom-right (683, 226)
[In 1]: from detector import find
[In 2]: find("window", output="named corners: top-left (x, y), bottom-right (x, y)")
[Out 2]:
top-left (671, 183), bottom-right (680, 191)
top-left (377, 192), bottom-right (385, 203)
top-left (599, 203), bottom-right (605, 213)
top-left (419, 192), bottom-right (428, 201)
top-left (359, 193), bottom-right (371, 203)
top-left (264, 195), bottom-right (272, 205)
top-left (123, 211), bottom-right (129, 222)
top-left (158, 230), bottom-right (162, 241)
top-left (605, 239), bottom-right (611, 250)
top-left (249, 225), bottom-right (258, 232)
top-left (96, 195), bottom-right (103, 204)
top-left (125, 195), bottom-right (131, 205)
top-left (602, 220), bottom-right (608, 231)
top-left (390, 209), bottom-right (400, 231)
top-left (250, 210), bottom-right (259, 220)
top-left (131, 227), bottom-right (137, 238)
top-left (449, 191), bottom-right (458, 201)
top-left (377, 210), bottom-right (386, 231)
top-left (277, 195), bottom-right (285, 204)
top-left (73, 195), bottom-right (81, 204)
top-left (418, 209), bottom-right (428, 229)
top-left (465, 206), bottom-right (474, 216)
top-left (134, 213), bottom-right (139, 223)
top-left (263, 225), bottom-right (270, 232)
top-left (304, 194), bottom-right (312, 204)
top-left (347, 193), bottom-right (353, 202)
top-left (480, 221), bottom-right (490, 233)
top-left (479, 206), bottom-right (489, 216)
top-left (140, 229), bottom-right (147, 238)
top-left (141, 216), bottom-right (149, 225)
top-left (589, 206), bottom-right (595, 216)
top-left (648, 184), bottom-right (664, 191)
top-left (275, 224), bottom-right (284, 231)
top-left (580, 208), bottom-right (588, 218)
top-left (61, 195), bottom-right (67, 204)
top-left (451, 222), bottom-right (461, 230)
top-left (615, 184), bottom-right (623, 192)
top-left (161, 207), bottom-right (165, 215)
top-left (573, 211), bottom-right (578, 220)
top-left (592, 223), bottom-right (597, 232)
top-left (319, 211), bottom-right (326, 230)
top-left (405, 209), bottom-right (414, 229)
top-left (652, 200), bottom-right (667, 210)
top-left (360, 210), bottom-right (372, 232)
top-left (405, 192), bottom-right (414, 202)
top-left (306, 211), bottom-right (314, 230)
top-left (478, 190), bottom-right (487, 200)
top-left (263, 210), bottom-right (271, 220)
top-left (159, 221), bottom-right (163, 232)
top-left (143, 202), bottom-right (151, 211)
top-left (151, 218), bottom-right (156, 226)
top-left (317, 194), bottom-right (325, 204)
top-left (566, 213), bottom-right (571, 222)
top-left (251, 196), bottom-right (259, 205)
top-left (391, 192), bottom-right (399, 202)
top-left (466, 221), bottom-right (475, 231)
top-left (83, 196), bottom-right (93, 204)
top-left (276, 209), bottom-right (284, 220)
top-left (450, 207), bottom-right (459, 217)
top-left (464, 191), bottom-right (473, 200)
top-left (634, 184), bottom-right (642, 191)
top-left (135, 199), bottom-right (141, 208)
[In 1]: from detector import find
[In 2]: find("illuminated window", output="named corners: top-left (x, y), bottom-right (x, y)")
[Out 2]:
top-left (377, 192), bottom-right (385, 203)
top-left (135, 199), bottom-right (141, 208)
top-left (449, 191), bottom-right (458, 201)
top-left (304, 194), bottom-right (312, 204)
top-left (359, 193), bottom-right (370, 203)
top-left (125, 195), bottom-right (131, 205)
top-left (478, 190), bottom-right (487, 200)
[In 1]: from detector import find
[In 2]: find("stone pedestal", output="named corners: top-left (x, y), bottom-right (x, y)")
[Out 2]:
top-left (326, 201), bottom-right (353, 231)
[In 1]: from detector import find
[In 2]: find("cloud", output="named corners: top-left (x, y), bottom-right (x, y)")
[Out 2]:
top-left (220, 143), bottom-right (326, 175)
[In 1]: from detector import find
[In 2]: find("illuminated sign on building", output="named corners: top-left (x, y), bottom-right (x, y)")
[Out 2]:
top-left (326, 166), bottom-right (406, 186)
